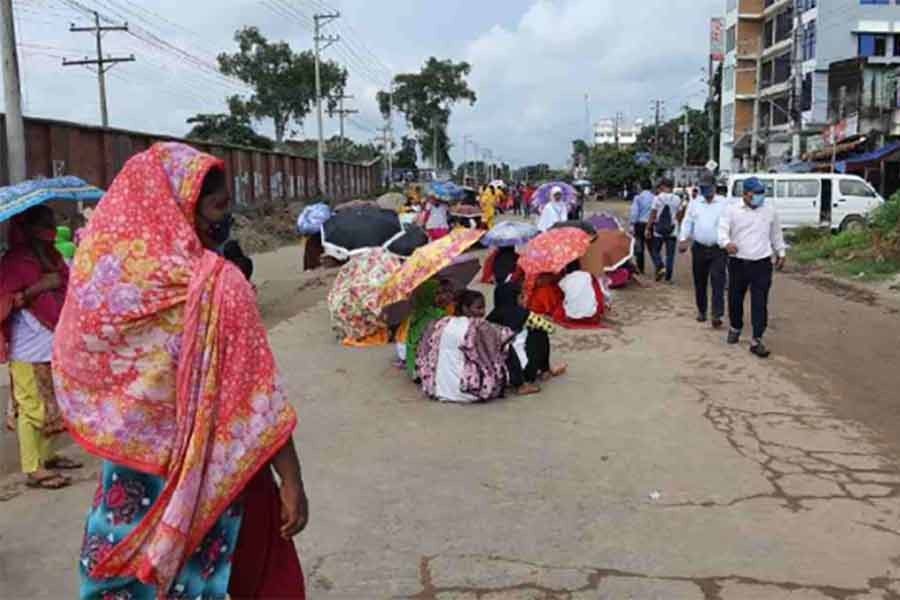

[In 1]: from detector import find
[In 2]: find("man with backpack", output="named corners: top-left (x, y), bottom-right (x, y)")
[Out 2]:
top-left (645, 177), bottom-right (682, 282)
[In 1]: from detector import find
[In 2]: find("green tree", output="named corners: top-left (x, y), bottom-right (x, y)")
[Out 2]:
top-left (393, 136), bottom-right (418, 171)
top-left (185, 111), bottom-right (273, 150)
top-left (377, 58), bottom-right (477, 169)
top-left (218, 26), bottom-right (347, 143)
top-left (634, 108), bottom-right (710, 166)
top-left (589, 146), bottom-right (654, 192)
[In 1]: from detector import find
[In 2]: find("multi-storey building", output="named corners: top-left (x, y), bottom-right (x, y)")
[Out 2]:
top-left (719, 0), bottom-right (900, 173)
top-left (594, 118), bottom-right (644, 147)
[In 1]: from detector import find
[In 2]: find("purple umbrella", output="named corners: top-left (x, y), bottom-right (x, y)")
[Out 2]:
top-left (586, 212), bottom-right (623, 232)
top-left (530, 181), bottom-right (578, 211)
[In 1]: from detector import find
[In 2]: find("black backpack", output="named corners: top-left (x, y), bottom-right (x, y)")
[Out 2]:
top-left (655, 203), bottom-right (675, 237)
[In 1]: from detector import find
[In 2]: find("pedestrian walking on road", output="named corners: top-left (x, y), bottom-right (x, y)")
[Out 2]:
top-left (646, 177), bottom-right (683, 282)
top-left (679, 172), bottom-right (728, 328)
top-left (54, 143), bottom-right (308, 598)
top-left (717, 176), bottom-right (786, 358)
top-left (629, 180), bottom-right (655, 274)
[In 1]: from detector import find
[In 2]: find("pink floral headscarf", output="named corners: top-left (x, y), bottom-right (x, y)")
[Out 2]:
top-left (53, 142), bottom-right (296, 594)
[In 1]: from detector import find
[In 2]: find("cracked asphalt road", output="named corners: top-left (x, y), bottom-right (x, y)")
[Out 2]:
top-left (2, 205), bottom-right (900, 599)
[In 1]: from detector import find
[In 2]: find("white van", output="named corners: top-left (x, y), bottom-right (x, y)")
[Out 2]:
top-left (726, 173), bottom-right (885, 232)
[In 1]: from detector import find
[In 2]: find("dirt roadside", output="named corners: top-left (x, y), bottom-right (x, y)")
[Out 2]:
top-left (600, 199), bottom-right (900, 459)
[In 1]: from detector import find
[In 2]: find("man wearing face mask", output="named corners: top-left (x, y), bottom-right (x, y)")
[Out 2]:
top-left (717, 177), bottom-right (786, 358)
top-left (679, 171), bottom-right (728, 329)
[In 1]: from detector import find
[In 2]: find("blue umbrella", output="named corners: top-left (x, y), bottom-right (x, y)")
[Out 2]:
top-left (0, 176), bottom-right (104, 223)
top-left (427, 180), bottom-right (464, 203)
top-left (482, 221), bottom-right (540, 248)
top-left (296, 202), bottom-right (332, 235)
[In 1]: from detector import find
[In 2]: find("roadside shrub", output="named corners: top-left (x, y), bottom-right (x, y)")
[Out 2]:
top-left (871, 193), bottom-right (900, 236)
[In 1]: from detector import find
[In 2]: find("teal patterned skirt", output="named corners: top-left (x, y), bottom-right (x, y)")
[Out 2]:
top-left (79, 460), bottom-right (243, 600)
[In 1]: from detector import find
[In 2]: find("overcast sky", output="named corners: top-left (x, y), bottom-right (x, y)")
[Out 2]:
top-left (6, 0), bottom-right (720, 168)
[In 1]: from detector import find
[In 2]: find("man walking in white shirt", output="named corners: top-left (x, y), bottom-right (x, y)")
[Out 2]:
top-left (679, 172), bottom-right (728, 328)
top-left (717, 177), bottom-right (787, 358)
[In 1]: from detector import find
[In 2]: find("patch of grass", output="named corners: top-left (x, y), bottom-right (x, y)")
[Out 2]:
top-left (825, 258), bottom-right (900, 282)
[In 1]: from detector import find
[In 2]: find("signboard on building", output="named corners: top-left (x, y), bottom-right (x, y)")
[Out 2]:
top-left (823, 113), bottom-right (859, 146)
top-left (710, 18), bottom-right (725, 62)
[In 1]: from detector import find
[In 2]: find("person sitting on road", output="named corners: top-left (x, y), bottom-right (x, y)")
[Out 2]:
top-left (404, 278), bottom-right (456, 380)
top-left (488, 282), bottom-right (566, 396)
top-left (555, 260), bottom-right (605, 329)
top-left (415, 290), bottom-right (511, 404)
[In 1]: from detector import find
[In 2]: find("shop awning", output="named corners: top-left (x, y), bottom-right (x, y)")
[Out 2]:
top-left (835, 141), bottom-right (900, 173)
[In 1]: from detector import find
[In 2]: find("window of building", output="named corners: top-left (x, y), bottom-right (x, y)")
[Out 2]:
top-left (774, 52), bottom-right (792, 85)
top-left (860, 0), bottom-right (889, 5)
top-left (894, 34), bottom-right (900, 57)
top-left (722, 103), bottom-right (735, 134)
top-left (764, 20), bottom-right (774, 49)
top-left (775, 8), bottom-right (794, 44)
top-left (802, 21), bottom-right (816, 60)
top-left (797, 0), bottom-right (817, 10)
top-left (801, 73), bottom-right (813, 111)
top-left (723, 65), bottom-right (735, 91)
top-left (859, 33), bottom-right (888, 57)
top-left (772, 95), bottom-right (791, 126)
top-left (726, 25), bottom-right (736, 53)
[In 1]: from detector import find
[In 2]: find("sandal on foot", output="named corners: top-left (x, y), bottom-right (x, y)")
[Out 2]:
top-left (45, 456), bottom-right (83, 470)
top-left (26, 473), bottom-right (71, 490)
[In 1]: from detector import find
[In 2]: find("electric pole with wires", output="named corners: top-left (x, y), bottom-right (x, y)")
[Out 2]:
top-left (62, 11), bottom-right (134, 127)
top-left (314, 10), bottom-right (340, 196)
top-left (651, 99), bottom-right (665, 155)
top-left (328, 93), bottom-right (358, 143)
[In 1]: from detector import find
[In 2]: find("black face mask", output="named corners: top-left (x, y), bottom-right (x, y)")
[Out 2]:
top-left (208, 214), bottom-right (234, 246)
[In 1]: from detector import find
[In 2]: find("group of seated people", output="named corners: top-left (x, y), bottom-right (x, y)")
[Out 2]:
top-left (397, 278), bottom-right (567, 403)
top-left (483, 248), bottom-right (608, 330)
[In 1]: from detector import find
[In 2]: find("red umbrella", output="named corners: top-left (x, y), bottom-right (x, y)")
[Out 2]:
top-left (518, 228), bottom-right (593, 275)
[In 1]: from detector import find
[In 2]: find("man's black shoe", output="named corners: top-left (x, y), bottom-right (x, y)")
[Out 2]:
top-left (750, 342), bottom-right (771, 358)
top-left (727, 329), bottom-right (740, 344)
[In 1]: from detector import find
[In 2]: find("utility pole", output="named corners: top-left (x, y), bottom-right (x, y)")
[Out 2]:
top-left (584, 93), bottom-right (592, 146)
top-left (1, 0), bottom-right (26, 184)
top-left (651, 100), bottom-right (664, 155)
top-left (463, 135), bottom-right (472, 181)
top-left (328, 93), bottom-right (357, 142)
top-left (613, 112), bottom-right (624, 150)
top-left (63, 11), bottom-right (134, 127)
top-left (831, 86), bottom-right (846, 174)
top-left (314, 10), bottom-right (339, 196)
top-left (681, 106), bottom-right (690, 166)
top-left (707, 56), bottom-right (717, 164)
top-left (790, 0), bottom-right (803, 162)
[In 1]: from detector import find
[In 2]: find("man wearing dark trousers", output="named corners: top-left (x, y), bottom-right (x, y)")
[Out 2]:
top-left (678, 172), bottom-right (728, 328)
top-left (717, 177), bottom-right (786, 358)
top-left (629, 180), bottom-right (655, 274)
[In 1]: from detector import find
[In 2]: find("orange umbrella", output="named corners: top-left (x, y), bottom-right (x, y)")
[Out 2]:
top-left (581, 230), bottom-right (634, 277)
top-left (518, 227), bottom-right (593, 276)
top-left (378, 228), bottom-right (485, 308)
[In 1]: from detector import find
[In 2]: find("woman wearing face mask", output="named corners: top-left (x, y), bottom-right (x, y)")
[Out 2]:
top-left (54, 143), bottom-right (308, 598)
top-left (1, 204), bottom-right (81, 489)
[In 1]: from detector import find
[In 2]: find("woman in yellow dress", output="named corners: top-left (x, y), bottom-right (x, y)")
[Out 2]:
top-left (480, 185), bottom-right (497, 229)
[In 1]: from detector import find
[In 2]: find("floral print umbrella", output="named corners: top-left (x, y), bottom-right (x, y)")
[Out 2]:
top-left (518, 227), bottom-right (593, 275)
top-left (378, 228), bottom-right (485, 308)
top-left (328, 248), bottom-right (403, 340)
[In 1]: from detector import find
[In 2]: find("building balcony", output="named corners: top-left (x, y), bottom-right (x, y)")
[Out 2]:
top-left (763, 0), bottom-right (791, 18)
top-left (758, 80), bottom-right (792, 98)
top-left (761, 37), bottom-right (792, 60)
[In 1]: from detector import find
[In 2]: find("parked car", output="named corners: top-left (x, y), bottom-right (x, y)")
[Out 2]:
top-left (726, 173), bottom-right (884, 232)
